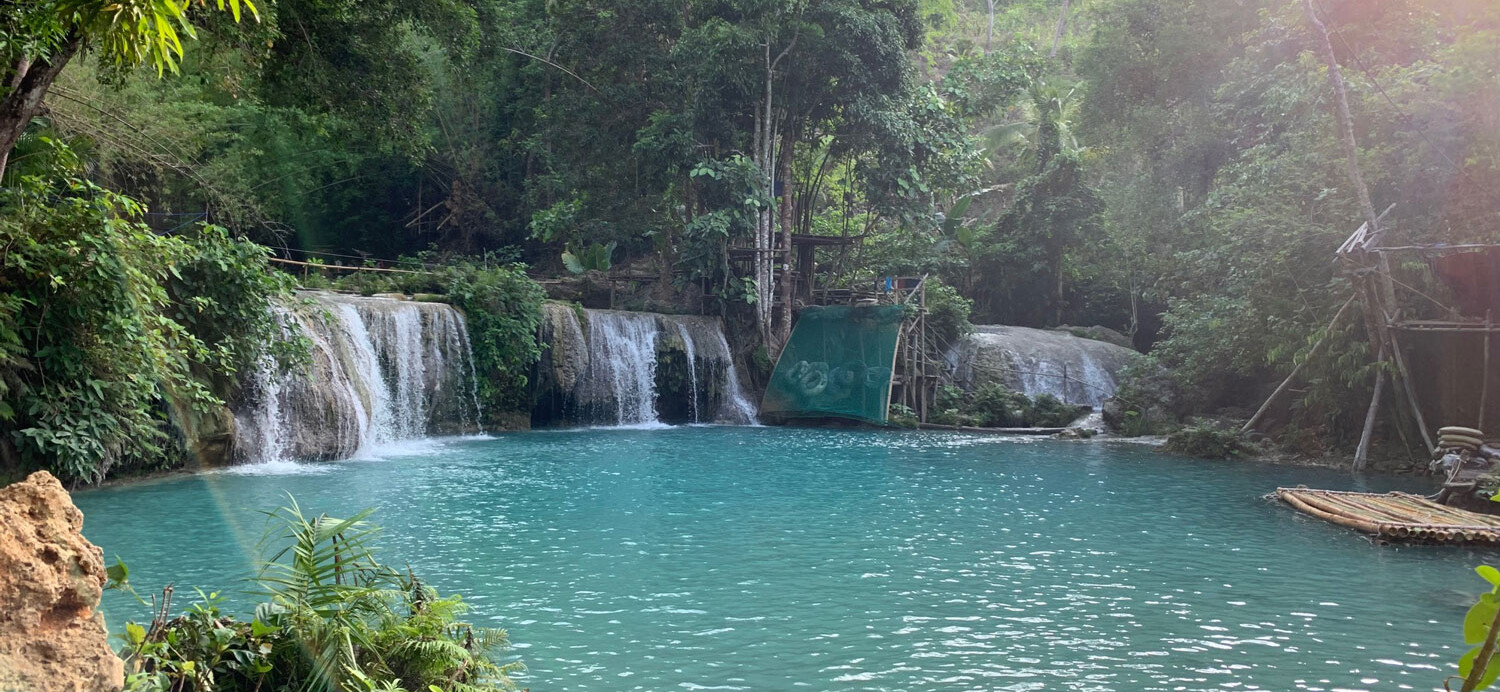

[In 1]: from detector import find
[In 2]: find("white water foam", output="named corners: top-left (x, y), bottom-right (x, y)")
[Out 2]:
top-left (233, 293), bottom-right (484, 468)
top-left (583, 311), bottom-right (662, 425)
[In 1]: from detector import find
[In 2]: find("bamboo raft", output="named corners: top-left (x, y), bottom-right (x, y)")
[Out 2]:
top-left (1275, 487), bottom-right (1500, 545)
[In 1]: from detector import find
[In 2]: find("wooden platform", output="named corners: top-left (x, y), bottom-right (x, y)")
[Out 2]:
top-left (917, 423), bottom-right (1067, 436)
top-left (1275, 487), bottom-right (1500, 545)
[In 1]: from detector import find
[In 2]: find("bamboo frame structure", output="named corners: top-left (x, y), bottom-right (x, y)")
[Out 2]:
top-left (1276, 487), bottom-right (1500, 545)
top-left (1321, 202), bottom-right (1500, 464)
top-left (890, 276), bottom-right (941, 423)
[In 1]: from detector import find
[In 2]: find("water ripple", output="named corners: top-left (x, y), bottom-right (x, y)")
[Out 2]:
top-left (76, 427), bottom-right (1481, 691)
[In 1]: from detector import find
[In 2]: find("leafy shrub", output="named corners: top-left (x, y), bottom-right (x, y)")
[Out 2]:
top-left (443, 259), bottom-right (546, 415)
top-left (1455, 566), bottom-right (1500, 690)
top-left (888, 403), bottom-right (920, 428)
top-left (924, 280), bottom-right (973, 348)
top-left (1104, 358), bottom-right (1183, 436)
top-left (968, 383), bottom-right (1029, 428)
top-left (112, 500), bottom-right (519, 692)
top-left (168, 226), bottom-right (300, 384)
top-left (1029, 393), bottom-right (1090, 428)
top-left (1162, 422), bottom-right (1259, 460)
top-left (0, 174), bottom-right (292, 483)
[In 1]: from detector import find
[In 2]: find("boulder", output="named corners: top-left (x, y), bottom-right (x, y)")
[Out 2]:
top-left (0, 472), bottom-right (123, 692)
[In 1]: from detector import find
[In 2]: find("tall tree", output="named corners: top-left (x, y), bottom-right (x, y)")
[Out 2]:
top-left (0, 0), bottom-right (257, 178)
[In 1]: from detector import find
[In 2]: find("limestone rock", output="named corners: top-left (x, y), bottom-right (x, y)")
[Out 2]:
top-left (179, 403), bottom-right (237, 468)
top-left (0, 472), bottom-right (123, 692)
top-left (952, 325), bottom-right (1142, 408)
top-left (1050, 324), bottom-right (1134, 349)
top-left (539, 302), bottom-right (590, 395)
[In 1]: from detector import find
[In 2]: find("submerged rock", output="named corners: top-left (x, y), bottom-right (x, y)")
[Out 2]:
top-left (0, 472), bottom-right (123, 692)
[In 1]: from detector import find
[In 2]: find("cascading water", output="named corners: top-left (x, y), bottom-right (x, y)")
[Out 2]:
top-left (705, 326), bottom-right (758, 425)
top-left (671, 317), bottom-right (758, 425)
top-left (233, 292), bottom-right (483, 464)
top-left (949, 325), bottom-right (1141, 409)
top-left (580, 311), bottom-right (663, 425)
top-left (540, 304), bottom-right (758, 427)
top-left (675, 322), bottom-right (701, 423)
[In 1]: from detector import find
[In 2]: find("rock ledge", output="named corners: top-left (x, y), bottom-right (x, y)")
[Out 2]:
top-left (0, 471), bottom-right (123, 692)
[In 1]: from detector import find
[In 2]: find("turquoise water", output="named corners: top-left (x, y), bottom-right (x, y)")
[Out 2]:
top-left (75, 427), bottom-right (1488, 691)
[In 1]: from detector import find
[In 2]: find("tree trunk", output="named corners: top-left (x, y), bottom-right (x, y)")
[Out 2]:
top-left (775, 129), bottom-right (795, 356)
top-left (1354, 344), bottom-right (1387, 472)
top-left (1302, 0), bottom-right (1380, 235)
top-left (985, 0), bottom-right (996, 54)
top-left (1050, 0), bottom-right (1071, 58)
top-left (0, 37), bottom-right (82, 180)
top-left (759, 44), bottom-right (776, 350)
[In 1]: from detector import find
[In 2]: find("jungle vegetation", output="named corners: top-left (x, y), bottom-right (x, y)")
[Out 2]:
top-left (1, 0), bottom-right (1499, 481)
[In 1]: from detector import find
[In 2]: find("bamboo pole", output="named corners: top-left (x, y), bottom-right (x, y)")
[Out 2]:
top-left (1296, 491), bottom-right (1402, 526)
top-left (1315, 493), bottom-right (1413, 523)
top-left (1482, 310), bottom-right (1492, 430)
top-left (1303, 0), bottom-right (1382, 235)
top-left (1354, 343), bottom-right (1388, 471)
top-left (1386, 328), bottom-right (1435, 452)
top-left (1282, 489), bottom-right (1500, 533)
top-left (1278, 490), bottom-right (1387, 534)
top-left (1242, 295), bottom-right (1358, 434)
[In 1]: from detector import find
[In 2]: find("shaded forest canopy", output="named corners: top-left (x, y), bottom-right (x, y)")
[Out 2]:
top-left (2, 0), bottom-right (1499, 471)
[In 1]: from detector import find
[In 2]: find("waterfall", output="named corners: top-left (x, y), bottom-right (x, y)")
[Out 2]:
top-left (706, 326), bottom-right (757, 425)
top-left (538, 304), bottom-right (758, 427)
top-left (675, 322), bottom-right (701, 422)
top-left (950, 325), bottom-right (1141, 409)
top-left (233, 292), bottom-right (483, 464)
top-left (580, 310), bottom-right (662, 426)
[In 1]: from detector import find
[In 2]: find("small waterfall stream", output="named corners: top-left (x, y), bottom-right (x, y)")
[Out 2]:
top-left (949, 325), bottom-right (1140, 408)
top-left (675, 322), bottom-right (701, 423)
top-left (539, 304), bottom-right (757, 427)
top-left (581, 311), bottom-right (663, 426)
top-left (234, 293), bottom-right (483, 464)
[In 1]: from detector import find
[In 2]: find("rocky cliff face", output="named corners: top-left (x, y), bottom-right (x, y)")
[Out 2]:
top-left (0, 472), bottom-right (123, 692)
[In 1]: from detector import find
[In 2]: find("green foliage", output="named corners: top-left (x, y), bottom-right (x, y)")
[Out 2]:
top-left (0, 172), bottom-right (290, 484)
top-left (167, 226), bottom-right (300, 382)
top-left (444, 261), bottom-right (547, 415)
top-left (561, 241), bottom-right (616, 274)
top-left (968, 382), bottom-right (1030, 428)
top-left (887, 403), bottom-right (920, 428)
top-left (923, 279), bottom-right (972, 348)
top-left (0, 0), bottom-right (258, 79)
top-left (1162, 422), bottom-right (1259, 460)
top-left (940, 383), bottom-right (1090, 429)
top-left (1455, 565), bottom-right (1500, 691)
top-left (1072, 0), bottom-right (1500, 448)
top-left (1028, 393), bottom-right (1089, 428)
top-left (114, 499), bottom-right (518, 691)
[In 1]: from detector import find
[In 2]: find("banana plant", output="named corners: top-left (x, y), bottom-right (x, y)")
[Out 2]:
top-left (561, 241), bottom-right (617, 274)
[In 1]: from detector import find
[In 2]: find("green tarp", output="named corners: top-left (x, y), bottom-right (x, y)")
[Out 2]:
top-left (760, 305), bottom-right (905, 425)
